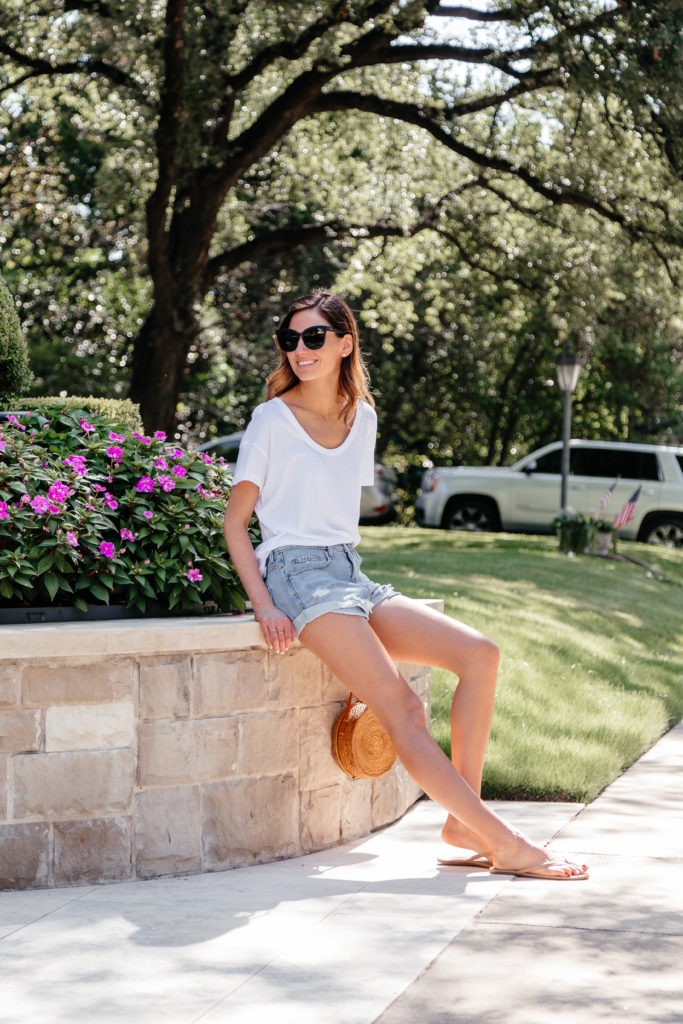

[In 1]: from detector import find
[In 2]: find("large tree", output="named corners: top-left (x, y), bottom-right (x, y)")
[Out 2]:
top-left (1, 1), bottom-right (681, 432)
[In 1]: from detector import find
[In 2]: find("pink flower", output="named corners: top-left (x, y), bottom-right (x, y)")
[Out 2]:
top-left (0, 437), bottom-right (6, 452)
top-left (99, 541), bottom-right (116, 558)
top-left (200, 452), bottom-right (213, 464)
top-left (65, 531), bottom-right (78, 547)
top-left (47, 481), bottom-right (71, 504)
top-left (120, 528), bottom-right (136, 542)
top-left (92, 484), bottom-right (107, 493)
top-left (6, 414), bottom-right (26, 430)
top-left (171, 464), bottom-right (186, 478)
top-left (133, 432), bottom-right (152, 445)
top-left (186, 568), bottom-right (203, 582)
top-left (30, 495), bottom-right (51, 514)
top-left (154, 431), bottom-right (167, 441)
top-left (108, 432), bottom-right (125, 442)
top-left (154, 457), bottom-right (168, 470)
top-left (19, 494), bottom-right (30, 505)
top-left (171, 448), bottom-right (184, 459)
top-left (104, 492), bottom-right (118, 510)
top-left (196, 484), bottom-right (208, 497)
top-left (106, 445), bottom-right (123, 463)
top-left (143, 509), bottom-right (154, 520)
top-left (136, 476), bottom-right (155, 492)
top-left (63, 454), bottom-right (88, 476)
top-left (79, 418), bottom-right (95, 433)
top-left (157, 475), bottom-right (176, 492)
top-left (48, 503), bottom-right (61, 514)
top-left (0, 500), bottom-right (9, 520)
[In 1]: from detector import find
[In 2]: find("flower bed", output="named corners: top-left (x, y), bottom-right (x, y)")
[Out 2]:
top-left (0, 406), bottom-right (250, 615)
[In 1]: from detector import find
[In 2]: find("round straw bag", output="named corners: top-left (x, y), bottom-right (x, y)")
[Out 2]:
top-left (332, 693), bottom-right (397, 779)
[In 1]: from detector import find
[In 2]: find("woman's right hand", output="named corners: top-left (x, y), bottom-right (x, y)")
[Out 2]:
top-left (254, 602), bottom-right (296, 655)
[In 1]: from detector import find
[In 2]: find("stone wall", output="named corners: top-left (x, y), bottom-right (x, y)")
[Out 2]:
top-left (0, 611), bottom-right (434, 889)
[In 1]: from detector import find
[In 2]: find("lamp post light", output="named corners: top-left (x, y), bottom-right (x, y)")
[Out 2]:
top-left (554, 345), bottom-right (583, 514)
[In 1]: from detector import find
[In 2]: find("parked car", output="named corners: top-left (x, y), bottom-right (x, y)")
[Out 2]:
top-left (414, 439), bottom-right (683, 546)
top-left (197, 432), bottom-right (398, 524)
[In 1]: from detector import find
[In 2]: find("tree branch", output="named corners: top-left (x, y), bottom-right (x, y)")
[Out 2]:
top-left (203, 220), bottom-right (405, 288)
top-left (146, 0), bottom-right (186, 298)
top-left (310, 90), bottom-right (668, 242)
top-left (0, 39), bottom-right (143, 96)
top-left (430, 4), bottom-right (523, 22)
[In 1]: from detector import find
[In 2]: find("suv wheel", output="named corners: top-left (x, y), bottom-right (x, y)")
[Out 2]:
top-left (640, 515), bottom-right (683, 548)
top-left (442, 497), bottom-right (500, 532)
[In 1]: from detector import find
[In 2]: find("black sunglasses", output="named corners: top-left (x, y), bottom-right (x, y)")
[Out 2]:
top-left (274, 324), bottom-right (344, 352)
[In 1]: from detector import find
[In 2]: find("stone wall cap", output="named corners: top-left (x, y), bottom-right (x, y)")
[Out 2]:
top-left (0, 598), bottom-right (442, 661)
top-left (0, 614), bottom-right (264, 660)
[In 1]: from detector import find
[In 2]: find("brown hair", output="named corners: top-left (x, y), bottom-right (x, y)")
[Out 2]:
top-left (266, 290), bottom-right (374, 425)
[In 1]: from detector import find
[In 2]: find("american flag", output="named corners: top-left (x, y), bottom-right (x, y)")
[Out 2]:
top-left (613, 485), bottom-right (642, 530)
top-left (594, 477), bottom-right (619, 520)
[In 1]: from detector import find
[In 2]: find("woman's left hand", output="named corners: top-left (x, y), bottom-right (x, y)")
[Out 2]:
top-left (254, 602), bottom-right (296, 655)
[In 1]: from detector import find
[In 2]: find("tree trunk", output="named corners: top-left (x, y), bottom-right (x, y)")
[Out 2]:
top-left (128, 305), bottom-right (194, 434)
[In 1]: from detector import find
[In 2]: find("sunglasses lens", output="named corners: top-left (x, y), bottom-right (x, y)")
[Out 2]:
top-left (301, 327), bottom-right (327, 349)
top-left (276, 329), bottom-right (299, 351)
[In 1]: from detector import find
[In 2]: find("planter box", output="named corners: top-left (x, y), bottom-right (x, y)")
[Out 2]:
top-left (0, 608), bottom-right (436, 889)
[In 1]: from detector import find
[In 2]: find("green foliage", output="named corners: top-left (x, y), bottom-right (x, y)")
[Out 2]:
top-left (0, 407), bottom-right (248, 614)
top-left (359, 525), bottom-right (683, 802)
top-left (1, 1), bottom-right (681, 440)
top-left (4, 396), bottom-right (143, 431)
top-left (0, 275), bottom-right (31, 403)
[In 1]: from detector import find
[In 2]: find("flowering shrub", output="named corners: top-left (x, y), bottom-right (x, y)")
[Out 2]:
top-left (0, 407), bottom-right (251, 613)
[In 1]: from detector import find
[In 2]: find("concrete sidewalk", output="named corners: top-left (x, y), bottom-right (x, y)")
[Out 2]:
top-left (1, 724), bottom-right (681, 1024)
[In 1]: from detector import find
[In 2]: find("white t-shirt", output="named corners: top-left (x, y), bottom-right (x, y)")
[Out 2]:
top-left (232, 397), bottom-right (377, 574)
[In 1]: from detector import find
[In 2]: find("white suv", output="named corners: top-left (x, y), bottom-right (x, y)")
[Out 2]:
top-left (415, 440), bottom-right (683, 547)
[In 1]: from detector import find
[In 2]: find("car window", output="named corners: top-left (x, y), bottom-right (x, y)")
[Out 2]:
top-left (208, 442), bottom-right (241, 462)
top-left (676, 455), bottom-right (683, 475)
top-left (533, 449), bottom-right (563, 473)
top-left (570, 447), bottom-right (660, 481)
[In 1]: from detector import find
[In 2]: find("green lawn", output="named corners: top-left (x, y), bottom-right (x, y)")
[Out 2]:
top-left (359, 526), bottom-right (683, 803)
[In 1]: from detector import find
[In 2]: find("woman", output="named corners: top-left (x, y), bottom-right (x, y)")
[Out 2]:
top-left (224, 290), bottom-right (588, 880)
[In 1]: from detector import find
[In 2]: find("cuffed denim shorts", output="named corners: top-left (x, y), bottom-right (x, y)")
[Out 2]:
top-left (264, 543), bottom-right (398, 636)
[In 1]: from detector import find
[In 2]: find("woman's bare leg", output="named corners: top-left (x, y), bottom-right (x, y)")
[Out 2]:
top-left (369, 595), bottom-right (499, 854)
top-left (300, 610), bottom-right (586, 877)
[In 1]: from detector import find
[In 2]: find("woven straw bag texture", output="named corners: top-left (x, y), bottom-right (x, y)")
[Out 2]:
top-left (331, 695), bottom-right (397, 779)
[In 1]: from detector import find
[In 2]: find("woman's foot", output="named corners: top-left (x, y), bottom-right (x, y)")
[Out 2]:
top-left (491, 832), bottom-right (589, 880)
top-left (441, 814), bottom-right (492, 859)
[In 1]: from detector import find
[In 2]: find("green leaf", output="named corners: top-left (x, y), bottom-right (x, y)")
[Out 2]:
top-left (43, 572), bottom-right (60, 601)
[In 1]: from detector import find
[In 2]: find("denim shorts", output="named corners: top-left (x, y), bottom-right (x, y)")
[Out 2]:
top-left (263, 543), bottom-right (398, 636)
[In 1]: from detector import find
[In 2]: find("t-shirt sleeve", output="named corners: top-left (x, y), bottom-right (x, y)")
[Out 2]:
top-left (361, 405), bottom-right (377, 487)
top-left (232, 404), bottom-right (270, 490)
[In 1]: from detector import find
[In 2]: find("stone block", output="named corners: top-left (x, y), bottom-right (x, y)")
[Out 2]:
top-left (268, 648), bottom-right (322, 708)
top-left (299, 703), bottom-right (343, 791)
top-left (192, 651), bottom-right (269, 716)
top-left (45, 702), bottom-right (135, 752)
top-left (138, 718), bottom-right (238, 787)
top-left (0, 709), bottom-right (42, 754)
top-left (140, 656), bottom-right (192, 720)
top-left (320, 666), bottom-right (349, 704)
top-left (0, 665), bottom-right (19, 706)
top-left (0, 757), bottom-right (7, 819)
top-left (372, 763), bottom-right (422, 830)
top-left (202, 774), bottom-right (299, 869)
top-left (300, 785), bottom-right (342, 853)
top-left (13, 750), bottom-right (135, 820)
top-left (22, 658), bottom-right (134, 706)
top-left (340, 777), bottom-right (374, 841)
top-left (0, 822), bottom-right (50, 888)
top-left (134, 786), bottom-right (202, 878)
top-left (237, 710), bottom-right (299, 776)
top-left (53, 816), bottom-right (133, 885)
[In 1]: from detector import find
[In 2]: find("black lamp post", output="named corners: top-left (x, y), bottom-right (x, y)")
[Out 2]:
top-left (554, 345), bottom-right (583, 513)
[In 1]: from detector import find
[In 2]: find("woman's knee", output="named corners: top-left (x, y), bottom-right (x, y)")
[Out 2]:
top-left (383, 683), bottom-right (427, 735)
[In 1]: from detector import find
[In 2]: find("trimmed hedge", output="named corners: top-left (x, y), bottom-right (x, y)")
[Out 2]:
top-left (0, 276), bottom-right (31, 403)
top-left (4, 396), bottom-right (143, 431)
